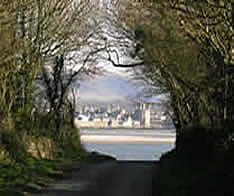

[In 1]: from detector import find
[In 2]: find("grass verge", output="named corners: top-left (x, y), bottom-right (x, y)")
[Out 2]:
top-left (0, 126), bottom-right (115, 195)
top-left (0, 157), bottom-right (62, 195)
top-left (0, 151), bottom-right (115, 195)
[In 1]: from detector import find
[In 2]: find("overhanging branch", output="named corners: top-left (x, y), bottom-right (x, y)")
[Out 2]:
top-left (106, 48), bottom-right (144, 68)
top-left (108, 57), bottom-right (144, 67)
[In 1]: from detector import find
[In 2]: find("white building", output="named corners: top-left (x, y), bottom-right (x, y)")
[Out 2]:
top-left (139, 103), bottom-right (151, 128)
top-left (123, 116), bottom-right (133, 128)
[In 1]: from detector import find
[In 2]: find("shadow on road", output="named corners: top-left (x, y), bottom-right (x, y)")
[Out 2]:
top-left (31, 160), bottom-right (160, 196)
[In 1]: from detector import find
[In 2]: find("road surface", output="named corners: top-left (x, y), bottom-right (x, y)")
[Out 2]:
top-left (31, 160), bottom-right (159, 196)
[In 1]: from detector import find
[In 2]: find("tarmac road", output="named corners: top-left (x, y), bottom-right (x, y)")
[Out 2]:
top-left (31, 160), bottom-right (159, 196)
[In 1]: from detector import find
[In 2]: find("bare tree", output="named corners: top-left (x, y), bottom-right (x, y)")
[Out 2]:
top-left (98, 1), bottom-right (229, 131)
top-left (34, 0), bottom-right (109, 130)
top-left (0, 0), bottom-right (105, 130)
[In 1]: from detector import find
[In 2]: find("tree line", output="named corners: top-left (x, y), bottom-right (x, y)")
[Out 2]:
top-left (0, 0), bottom-right (103, 132)
top-left (0, 0), bottom-right (233, 150)
top-left (97, 0), bottom-right (233, 158)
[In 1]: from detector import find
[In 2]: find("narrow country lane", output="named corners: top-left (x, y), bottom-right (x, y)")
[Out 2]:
top-left (30, 160), bottom-right (159, 196)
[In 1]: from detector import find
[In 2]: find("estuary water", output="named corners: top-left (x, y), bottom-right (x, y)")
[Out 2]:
top-left (80, 128), bottom-right (176, 161)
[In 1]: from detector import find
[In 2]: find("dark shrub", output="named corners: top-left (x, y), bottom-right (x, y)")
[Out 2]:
top-left (176, 125), bottom-right (216, 160)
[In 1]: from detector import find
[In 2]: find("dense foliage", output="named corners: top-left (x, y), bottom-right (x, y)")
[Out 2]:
top-left (113, 0), bottom-right (233, 146)
top-left (112, 2), bottom-right (233, 194)
top-left (0, 0), bottom-right (97, 131)
top-left (0, 0), bottom-right (99, 193)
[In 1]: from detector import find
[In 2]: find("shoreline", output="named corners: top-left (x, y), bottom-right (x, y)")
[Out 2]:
top-left (80, 135), bottom-right (175, 144)
top-left (80, 127), bottom-right (175, 130)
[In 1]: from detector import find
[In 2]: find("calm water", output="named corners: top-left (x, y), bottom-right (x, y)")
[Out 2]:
top-left (80, 128), bottom-right (175, 161)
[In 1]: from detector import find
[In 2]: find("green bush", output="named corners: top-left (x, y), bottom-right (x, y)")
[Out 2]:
top-left (55, 127), bottom-right (85, 159)
top-left (0, 129), bottom-right (28, 163)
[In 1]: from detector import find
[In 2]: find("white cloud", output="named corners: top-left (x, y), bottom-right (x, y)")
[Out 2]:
top-left (79, 90), bottom-right (127, 103)
top-left (79, 76), bottom-right (131, 103)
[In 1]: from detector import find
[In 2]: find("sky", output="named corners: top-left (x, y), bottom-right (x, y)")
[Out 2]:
top-left (70, 54), bottom-right (168, 105)
top-left (79, 74), bottom-right (139, 104)
top-left (73, 3), bottom-right (165, 105)
top-left (78, 69), bottom-right (167, 105)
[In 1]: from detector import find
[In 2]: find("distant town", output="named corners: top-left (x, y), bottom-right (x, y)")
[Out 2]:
top-left (75, 102), bottom-right (174, 129)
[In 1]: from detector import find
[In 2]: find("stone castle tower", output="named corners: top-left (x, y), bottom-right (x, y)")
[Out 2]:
top-left (140, 103), bottom-right (151, 128)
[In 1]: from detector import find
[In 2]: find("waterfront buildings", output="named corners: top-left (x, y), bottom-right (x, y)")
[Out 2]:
top-left (74, 102), bottom-right (173, 129)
